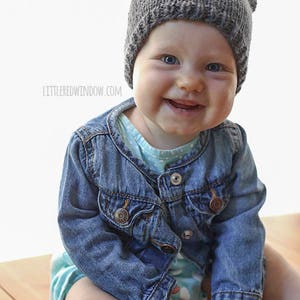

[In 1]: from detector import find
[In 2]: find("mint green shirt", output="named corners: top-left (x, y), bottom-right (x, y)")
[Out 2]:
top-left (116, 113), bottom-right (199, 174)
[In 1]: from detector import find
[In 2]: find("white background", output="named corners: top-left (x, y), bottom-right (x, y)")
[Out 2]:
top-left (0, 0), bottom-right (299, 262)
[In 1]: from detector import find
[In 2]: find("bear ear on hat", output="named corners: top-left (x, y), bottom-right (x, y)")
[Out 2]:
top-left (248, 0), bottom-right (257, 12)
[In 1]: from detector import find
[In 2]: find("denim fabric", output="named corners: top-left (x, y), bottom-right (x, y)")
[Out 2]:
top-left (58, 98), bottom-right (266, 300)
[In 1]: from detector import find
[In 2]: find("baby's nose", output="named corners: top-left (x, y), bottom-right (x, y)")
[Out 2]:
top-left (176, 68), bottom-right (205, 93)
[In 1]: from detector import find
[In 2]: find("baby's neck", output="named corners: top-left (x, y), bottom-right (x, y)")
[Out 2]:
top-left (125, 107), bottom-right (198, 150)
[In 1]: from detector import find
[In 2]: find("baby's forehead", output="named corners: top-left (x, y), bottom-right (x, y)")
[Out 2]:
top-left (143, 20), bottom-right (234, 56)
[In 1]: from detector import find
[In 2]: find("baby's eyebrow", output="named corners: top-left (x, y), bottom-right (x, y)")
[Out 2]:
top-left (153, 44), bottom-right (177, 53)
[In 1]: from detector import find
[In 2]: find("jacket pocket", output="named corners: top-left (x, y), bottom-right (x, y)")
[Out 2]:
top-left (184, 179), bottom-right (229, 226)
top-left (97, 188), bottom-right (156, 237)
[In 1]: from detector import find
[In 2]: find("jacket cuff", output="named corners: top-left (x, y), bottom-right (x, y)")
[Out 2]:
top-left (212, 291), bottom-right (262, 300)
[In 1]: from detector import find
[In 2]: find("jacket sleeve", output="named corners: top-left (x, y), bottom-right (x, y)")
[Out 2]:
top-left (58, 133), bottom-right (176, 300)
top-left (211, 125), bottom-right (266, 300)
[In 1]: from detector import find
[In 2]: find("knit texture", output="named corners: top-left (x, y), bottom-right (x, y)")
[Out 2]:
top-left (124, 0), bottom-right (257, 93)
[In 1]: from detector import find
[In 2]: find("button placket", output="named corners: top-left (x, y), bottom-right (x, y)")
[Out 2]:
top-left (161, 244), bottom-right (176, 254)
top-left (170, 172), bottom-right (182, 186)
top-left (151, 239), bottom-right (177, 254)
top-left (181, 230), bottom-right (194, 240)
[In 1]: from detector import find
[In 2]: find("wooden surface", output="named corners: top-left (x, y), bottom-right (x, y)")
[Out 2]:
top-left (0, 288), bottom-right (12, 300)
top-left (0, 214), bottom-right (299, 299)
top-left (0, 254), bottom-right (51, 300)
top-left (263, 214), bottom-right (300, 272)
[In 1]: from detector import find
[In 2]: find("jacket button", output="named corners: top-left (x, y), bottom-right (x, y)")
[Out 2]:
top-left (181, 230), bottom-right (194, 240)
top-left (170, 173), bottom-right (182, 185)
top-left (209, 197), bottom-right (223, 213)
top-left (114, 208), bottom-right (129, 224)
top-left (161, 244), bottom-right (176, 254)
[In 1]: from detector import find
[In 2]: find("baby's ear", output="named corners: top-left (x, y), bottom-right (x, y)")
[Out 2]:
top-left (248, 0), bottom-right (257, 12)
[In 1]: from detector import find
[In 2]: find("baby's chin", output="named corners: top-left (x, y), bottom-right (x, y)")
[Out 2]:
top-left (159, 127), bottom-right (201, 145)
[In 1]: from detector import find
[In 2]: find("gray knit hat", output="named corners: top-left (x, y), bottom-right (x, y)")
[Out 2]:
top-left (124, 0), bottom-right (257, 93)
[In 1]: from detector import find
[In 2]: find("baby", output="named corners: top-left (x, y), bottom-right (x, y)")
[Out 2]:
top-left (52, 0), bottom-right (266, 299)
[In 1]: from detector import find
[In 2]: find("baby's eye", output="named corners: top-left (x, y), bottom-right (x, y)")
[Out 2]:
top-left (161, 55), bottom-right (179, 65)
top-left (206, 63), bottom-right (223, 72)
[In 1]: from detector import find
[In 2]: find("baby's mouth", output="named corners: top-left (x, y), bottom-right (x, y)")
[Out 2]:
top-left (166, 99), bottom-right (202, 110)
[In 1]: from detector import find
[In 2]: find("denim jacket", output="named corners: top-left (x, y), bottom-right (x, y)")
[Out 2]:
top-left (58, 98), bottom-right (266, 300)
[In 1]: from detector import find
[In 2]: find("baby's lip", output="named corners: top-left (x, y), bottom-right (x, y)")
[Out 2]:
top-left (165, 98), bottom-right (205, 109)
top-left (170, 99), bottom-right (200, 106)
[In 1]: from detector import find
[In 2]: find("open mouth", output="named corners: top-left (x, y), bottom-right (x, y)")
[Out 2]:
top-left (166, 99), bottom-right (203, 110)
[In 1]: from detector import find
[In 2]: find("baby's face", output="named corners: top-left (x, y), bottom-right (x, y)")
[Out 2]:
top-left (130, 20), bottom-right (237, 149)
